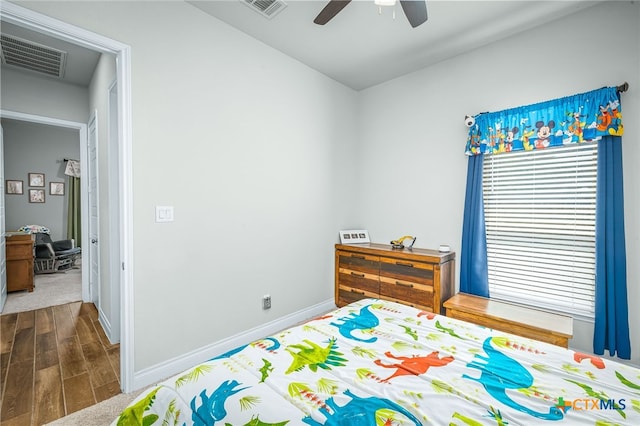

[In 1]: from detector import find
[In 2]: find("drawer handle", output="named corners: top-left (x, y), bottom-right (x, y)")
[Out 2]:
top-left (350, 289), bottom-right (365, 295)
top-left (396, 261), bottom-right (414, 267)
top-left (350, 272), bottom-right (365, 278)
top-left (396, 281), bottom-right (414, 288)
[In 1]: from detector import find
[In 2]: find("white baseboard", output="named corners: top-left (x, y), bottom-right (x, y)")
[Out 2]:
top-left (131, 298), bottom-right (336, 391)
top-left (97, 306), bottom-right (115, 344)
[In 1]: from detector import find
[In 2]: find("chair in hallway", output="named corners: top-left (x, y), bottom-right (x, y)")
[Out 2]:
top-left (18, 225), bottom-right (82, 274)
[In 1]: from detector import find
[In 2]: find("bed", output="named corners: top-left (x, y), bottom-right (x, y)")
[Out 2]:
top-left (114, 298), bottom-right (640, 425)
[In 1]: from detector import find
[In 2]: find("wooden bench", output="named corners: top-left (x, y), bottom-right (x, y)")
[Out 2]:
top-left (443, 293), bottom-right (573, 348)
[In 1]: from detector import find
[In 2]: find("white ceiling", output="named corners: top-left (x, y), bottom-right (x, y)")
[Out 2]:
top-left (190, 0), bottom-right (601, 90)
top-left (0, 1), bottom-right (601, 90)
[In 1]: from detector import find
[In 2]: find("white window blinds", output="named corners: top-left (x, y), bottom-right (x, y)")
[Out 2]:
top-left (482, 142), bottom-right (598, 318)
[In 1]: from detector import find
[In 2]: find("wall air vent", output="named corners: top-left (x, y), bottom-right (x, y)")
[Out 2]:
top-left (242, 0), bottom-right (287, 19)
top-left (0, 34), bottom-right (67, 78)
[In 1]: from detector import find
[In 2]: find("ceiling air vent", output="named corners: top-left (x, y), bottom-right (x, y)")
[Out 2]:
top-left (242, 0), bottom-right (287, 19)
top-left (0, 34), bottom-right (67, 78)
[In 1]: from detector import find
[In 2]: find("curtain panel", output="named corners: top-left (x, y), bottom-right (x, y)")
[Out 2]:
top-left (461, 87), bottom-right (630, 358)
top-left (460, 154), bottom-right (489, 297)
top-left (66, 176), bottom-right (81, 247)
top-left (465, 87), bottom-right (623, 156)
top-left (594, 136), bottom-right (630, 359)
top-left (64, 160), bottom-right (81, 246)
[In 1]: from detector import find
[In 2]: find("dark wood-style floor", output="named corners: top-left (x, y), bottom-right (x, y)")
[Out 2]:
top-left (0, 301), bottom-right (120, 425)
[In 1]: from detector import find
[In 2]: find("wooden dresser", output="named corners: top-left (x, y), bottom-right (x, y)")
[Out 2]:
top-left (6, 232), bottom-right (35, 293)
top-left (335, 243), bottom-right (455, 314)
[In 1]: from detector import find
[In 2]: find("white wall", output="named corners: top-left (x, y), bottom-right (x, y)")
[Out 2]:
top-left (0, 68), bottom-right (89, 123)
top-left (357, 1), bottom-right (639, 366)
top-left (15, 1), bottom-right (360, 371)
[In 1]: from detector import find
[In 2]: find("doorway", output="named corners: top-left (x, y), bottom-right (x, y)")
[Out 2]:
top-left (1, 117), bottom-right (84, 312)
top-left (0, 2), bottom-right (134, 392)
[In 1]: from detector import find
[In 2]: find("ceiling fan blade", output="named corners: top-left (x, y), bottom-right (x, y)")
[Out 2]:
top-left (314, 0), bottom-right (352, 25)
top-left (399, 0), bottom-right (428, 28)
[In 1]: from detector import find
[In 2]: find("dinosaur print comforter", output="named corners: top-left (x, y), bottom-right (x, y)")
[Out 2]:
top-left (115, 298), bottom-right (640, 425)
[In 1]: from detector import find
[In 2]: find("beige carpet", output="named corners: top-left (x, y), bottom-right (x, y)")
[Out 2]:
top-left (45, 389), bottom-right (146, 426)
top-left (1, 266), bottom-right (82, 314)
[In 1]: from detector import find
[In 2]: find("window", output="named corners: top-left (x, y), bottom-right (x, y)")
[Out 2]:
top-left (482, 142), bottom-right (597, 318)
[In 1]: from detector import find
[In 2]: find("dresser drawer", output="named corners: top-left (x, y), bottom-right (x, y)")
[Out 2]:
top-left (6, 243), bottom-right (33, 260)
top-left (379, 258), bottom-right (433, 285)
top-left (379, 278), bottom-right (434, 310)
top-left (336, 250), bottom-right (380, 307)
top-left (337, 251), bottom-right (379, 273)
top-left (337, 286), bottom-right (378, 306)
top-left (337, 268), bottom-right (379, 294)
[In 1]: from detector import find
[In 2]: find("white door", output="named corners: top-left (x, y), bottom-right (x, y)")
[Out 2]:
top-left (0, 124), bottom-right (6, 313)
top-left (88, 114), bottom-right (100, 304)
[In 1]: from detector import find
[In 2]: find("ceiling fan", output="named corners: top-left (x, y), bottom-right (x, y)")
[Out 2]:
top-left (314, 0), bottom-right (428, 28)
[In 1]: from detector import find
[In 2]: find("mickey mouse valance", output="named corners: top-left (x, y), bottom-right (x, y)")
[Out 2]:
top-left (465, 86), bottom-right (623, 156)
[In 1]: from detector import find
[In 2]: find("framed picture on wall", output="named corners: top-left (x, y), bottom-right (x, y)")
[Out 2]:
top-left (339, 229), bottom-right (370, 244)
top-left (6, 180), bottom-right (23, 194)
top-left (28, 172), bottom-right (45, 187)
top-left (50, 182), bottom-right (65, 196)
top-left (29, 188), bottom-right (45, 203)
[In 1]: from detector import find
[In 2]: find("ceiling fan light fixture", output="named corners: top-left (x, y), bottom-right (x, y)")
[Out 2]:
top-left (314, 0), bottom-right (426, 27)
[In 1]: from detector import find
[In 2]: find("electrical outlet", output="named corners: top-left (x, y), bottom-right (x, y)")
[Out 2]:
top-left (262, 295), bottom-right (271, 310)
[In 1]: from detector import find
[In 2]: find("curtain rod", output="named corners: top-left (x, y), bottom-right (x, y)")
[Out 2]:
top-left (466, 84), bottom-right (629, 127)
top-left (617, 82), bottom-right (629, 93)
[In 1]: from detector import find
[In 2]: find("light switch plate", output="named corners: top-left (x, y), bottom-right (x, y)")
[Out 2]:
top-left (155, 206), bottom-right (174, 223)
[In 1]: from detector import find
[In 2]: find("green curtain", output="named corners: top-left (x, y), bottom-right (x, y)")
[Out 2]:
top-left (67, 176), bottom-right (81, 247)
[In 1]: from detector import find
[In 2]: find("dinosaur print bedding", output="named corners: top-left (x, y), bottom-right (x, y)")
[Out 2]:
top-left (115, 298), bottom-right (640, 425)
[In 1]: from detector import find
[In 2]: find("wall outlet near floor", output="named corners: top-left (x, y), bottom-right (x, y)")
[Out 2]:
top-left (262, 294), bottom-right (271, 310)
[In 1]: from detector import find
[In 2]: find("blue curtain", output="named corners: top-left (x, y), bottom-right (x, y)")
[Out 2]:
top-left (460, 154), bottom-right (489, 297)
top-left (594, 136), bottom-right (630, 359)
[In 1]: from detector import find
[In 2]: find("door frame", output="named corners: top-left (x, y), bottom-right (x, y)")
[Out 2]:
top-left (107, 79), bottom-right (121, 343)
top-left (87, 111), bottom-right (100, 304)
top-left (0, 2), bottom-right (135, 392)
